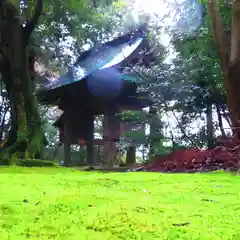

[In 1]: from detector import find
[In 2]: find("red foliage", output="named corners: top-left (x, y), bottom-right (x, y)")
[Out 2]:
top-left (134, 137), bottom-right (240, 172)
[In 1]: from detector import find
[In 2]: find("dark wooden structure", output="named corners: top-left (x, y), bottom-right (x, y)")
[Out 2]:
top-left (38, 28), bottom-right (153, 166)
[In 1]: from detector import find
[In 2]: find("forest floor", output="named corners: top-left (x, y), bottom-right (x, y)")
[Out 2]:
top-left (0, 167), bottom-right (239, 239)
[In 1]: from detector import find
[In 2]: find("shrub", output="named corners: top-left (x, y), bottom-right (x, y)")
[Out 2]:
top-left (0, 158), bottom-right (21, 165)
top-left (18, 159), bottom-right (57, 167)
top-left (0, 158), bottom-right (11, 165)
top-left (0, 157), bottom-right (58, 167)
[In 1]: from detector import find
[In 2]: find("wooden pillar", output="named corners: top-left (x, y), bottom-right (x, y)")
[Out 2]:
top-left (86, 114), bottom-right (95, 165)
top-left (63, 112), bottom-right (71, 166)
top-left (103, 110), bottom-right (113, 166)
top-left (103, 109), bottom-right (119, 166)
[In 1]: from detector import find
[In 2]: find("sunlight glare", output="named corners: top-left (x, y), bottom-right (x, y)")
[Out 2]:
top-left (133, 0), bottom-right (168, 17)
top-left (127, 0), bottom-right (204, 33)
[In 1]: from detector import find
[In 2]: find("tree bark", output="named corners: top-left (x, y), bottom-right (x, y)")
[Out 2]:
top-left (230, 0), bottom-right (240, 64)
top-left (0, 1), bottom-right (44, 160)
top-left (228, 0), bottom-right (240, 139)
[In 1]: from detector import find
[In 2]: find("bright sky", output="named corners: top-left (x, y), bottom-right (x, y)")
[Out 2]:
top-left (129, 0), bottom-right (204, 33)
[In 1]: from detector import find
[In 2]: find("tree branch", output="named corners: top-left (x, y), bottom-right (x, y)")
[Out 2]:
top-left (23, 0), bottom-right (43, 41)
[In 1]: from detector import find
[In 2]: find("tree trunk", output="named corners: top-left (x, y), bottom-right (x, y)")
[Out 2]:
top-left (227, 62), bottom-right (240, 139)
top-left (149, 107), bottom-right (157, 156)
top-left (206, 103), bottom-right (214, 149)
top-left (208, 0), bottom-right (240, 139)
top-left (228, 0), bottom-right (240, 139)
top-left (216, 103), bottom-right (226, 137)
top-left (0, 2), bottom-right (44, 160)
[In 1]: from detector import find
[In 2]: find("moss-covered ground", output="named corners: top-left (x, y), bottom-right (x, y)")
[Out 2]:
top-left (0, 167), bottom-right (239, 239)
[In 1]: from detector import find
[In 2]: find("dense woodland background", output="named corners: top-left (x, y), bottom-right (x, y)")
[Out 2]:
top-left (0, 0), bottom-right (239, 166)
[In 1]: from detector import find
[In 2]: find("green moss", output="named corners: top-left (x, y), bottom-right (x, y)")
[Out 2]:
top-left (25, 127), bottom-right (45, 159)
top-left (0, 168), bottom-right (239, 239)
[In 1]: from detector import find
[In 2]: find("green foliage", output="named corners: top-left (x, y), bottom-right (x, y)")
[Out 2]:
top-left (151, 138), bottom-right (172, 156)
top-left (171, 1), bottom-right (232, 105)
top-left (119, 110), bottom-right (148, 146)
top-left (156, 2), bottom-right (233, 147)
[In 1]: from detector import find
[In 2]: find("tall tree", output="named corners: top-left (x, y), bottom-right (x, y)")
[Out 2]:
top-left (207, 0), bottom-right (240, 139)
top-left (0, 0), bottom-right (46, 159)
top-left (0, 0), bottom-right (113, 160)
